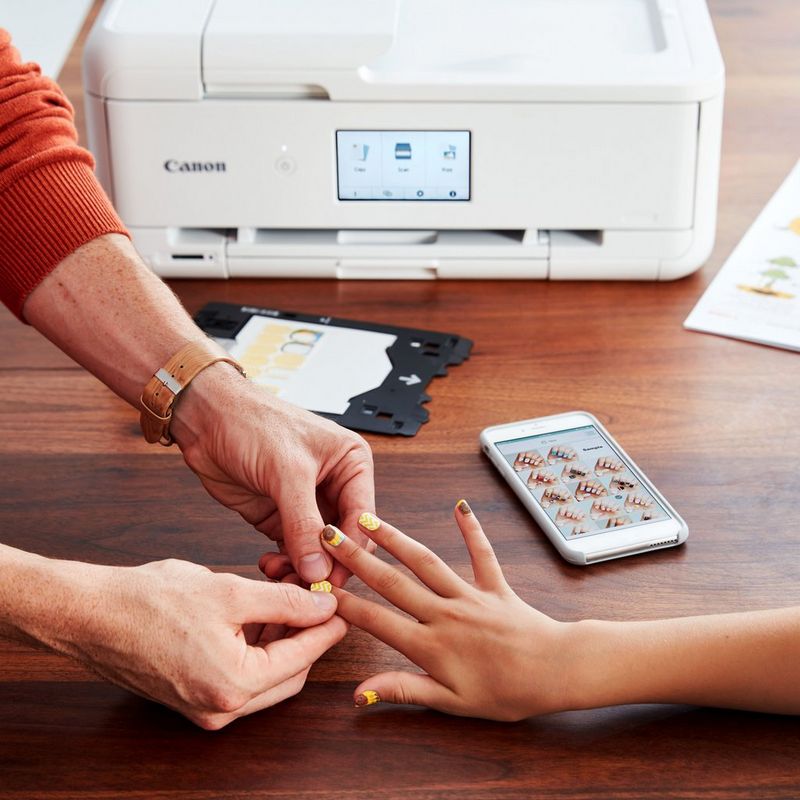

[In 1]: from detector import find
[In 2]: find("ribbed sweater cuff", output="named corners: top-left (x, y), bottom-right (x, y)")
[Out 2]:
top-left (0, 159), bottom-right (129, 320)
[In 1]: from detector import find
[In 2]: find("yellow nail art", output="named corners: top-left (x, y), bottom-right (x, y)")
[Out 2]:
top-left (456, 499), bottom-right (472, 516)
top-left (310, 580), bottom-right (332, 593)
top-left (321, 524), bottom-right (346, 547)
top-left (358, 512), bottom-right (381, 532)
top-left (355, 690), bottom-right (381, 707)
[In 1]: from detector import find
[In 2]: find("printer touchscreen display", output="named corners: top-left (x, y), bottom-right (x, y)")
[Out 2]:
top-left (336, 130), bottom-right (470, 201)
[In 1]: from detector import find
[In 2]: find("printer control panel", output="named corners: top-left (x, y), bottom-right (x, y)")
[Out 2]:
top-left (335, 130), bottom-right (470, 201)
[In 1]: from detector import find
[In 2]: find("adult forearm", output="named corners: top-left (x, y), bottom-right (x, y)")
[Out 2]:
top-left (22, 234), bottom-right (210, 407)
top-left (0, 541), bottom-right (346, 728)
top-left (19, 231), bottom-right (375, 584)
top-left (571, 608), bottom-right (800, 714)
top-left (0, 543), bottom-right (108, 653)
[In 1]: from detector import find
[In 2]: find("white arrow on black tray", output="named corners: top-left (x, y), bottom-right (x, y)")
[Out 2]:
top-left (398, 374), bottom-right (421, 386)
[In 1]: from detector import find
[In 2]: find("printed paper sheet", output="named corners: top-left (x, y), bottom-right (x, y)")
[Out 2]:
top-left (684, 159), bottom-right (800, 352)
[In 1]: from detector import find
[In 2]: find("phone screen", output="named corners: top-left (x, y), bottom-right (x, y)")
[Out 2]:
top-left (495, 425), bottom-right (670, 540)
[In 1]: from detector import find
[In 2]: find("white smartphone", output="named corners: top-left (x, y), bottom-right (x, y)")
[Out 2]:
top-left (480, 411), bottom-right (688, 565)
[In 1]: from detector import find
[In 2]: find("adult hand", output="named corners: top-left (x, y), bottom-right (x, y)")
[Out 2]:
top-left (41, 557), bottom-right (346, 729)
top-left (171, 363), bottom-right (375, 585)
top-left (23, 235), bottom-right (375, 587)
top-left (311, 503), bottom-right (576, 721)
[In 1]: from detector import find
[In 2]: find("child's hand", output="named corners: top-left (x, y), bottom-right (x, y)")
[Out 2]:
top-left (318, 501), bottom-right (576, 721)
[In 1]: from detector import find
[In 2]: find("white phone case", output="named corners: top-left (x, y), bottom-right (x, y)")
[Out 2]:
top-left (480, 411), bottom-right (688, 565)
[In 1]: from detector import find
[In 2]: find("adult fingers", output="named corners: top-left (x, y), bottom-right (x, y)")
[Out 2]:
top-left (259, 552), bottom-right (293, 580)
top-left (327, 437), bottom-right (376, 532)
top-left (453, 500), bottom-right (507, 591)
top-left (242, 622), bottom-right (265, 646)
top-left (354, 512), bottom-right (466, 598)
top-left (331, 586), bottom-right (430, 665)
top-left (334, 475), bottom-right (375, 542)
top-left (352, 672), bottom-right (460, 714)
top-left (196, 615), bottom-right (345, 730)
top-left (318, 439), bottom-right (375, 588)
top-left (233, 666), bottom-right (312, 719)
top-left (276, 484), bottom-right (332, 583)
top-left (257, 621), bottom-right (287, 646)
top-left (234, 578), bottom-right (337, 626)
top-left (190, 668), bottom-right (310, 731)
top-left (248, 614), bottom-right (348, 689)
top-left (245, 499), bottom-right (282, 541)
top-left (320, 525), bottom-right (439, 621)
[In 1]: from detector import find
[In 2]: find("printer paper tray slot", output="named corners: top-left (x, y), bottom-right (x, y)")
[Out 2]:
top-left (227, 258), bottom-right (548, 280)
top-left (129, 226), bottom-right (695, 281)
top-left (230, 228), bottom-right (549, 279)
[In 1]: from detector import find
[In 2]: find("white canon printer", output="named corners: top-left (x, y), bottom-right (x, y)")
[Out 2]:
top-left (83, 0), bottom-right (725, 280)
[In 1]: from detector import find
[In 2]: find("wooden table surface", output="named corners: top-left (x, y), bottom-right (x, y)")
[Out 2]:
top-left (2, 2), bottom-right (800, 798)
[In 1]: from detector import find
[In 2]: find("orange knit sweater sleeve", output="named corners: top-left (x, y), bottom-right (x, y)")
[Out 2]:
top-left (0, 28), bottom-right (128, 319)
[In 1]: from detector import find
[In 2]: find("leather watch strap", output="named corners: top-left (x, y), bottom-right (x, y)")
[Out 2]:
top-left (139, 340), bottom-right (245, 446)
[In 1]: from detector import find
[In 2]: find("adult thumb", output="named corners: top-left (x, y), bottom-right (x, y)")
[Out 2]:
top-left (239, 580), bottom-right (337, 627)
top-left (278, 488), bottom-right (332, 583)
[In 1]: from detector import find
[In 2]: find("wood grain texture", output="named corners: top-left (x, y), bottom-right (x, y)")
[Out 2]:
top-left (2, 1), bottom-right (800, 797)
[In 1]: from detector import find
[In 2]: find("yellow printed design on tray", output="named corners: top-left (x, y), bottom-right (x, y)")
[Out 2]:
top-left (236, 322), bottom-right (324, 395)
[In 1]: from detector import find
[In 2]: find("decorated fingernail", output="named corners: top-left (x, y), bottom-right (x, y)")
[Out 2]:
top-left (310, 580), bottom-right (332, 593)
top-left (355, 690), bottom-right (381, 707)
top-left (322, 525), bottom-right (346, 547)
top-left (358, 512), bottom-right (381, 532)
top-left (456, 499), bottom-right (472, 515)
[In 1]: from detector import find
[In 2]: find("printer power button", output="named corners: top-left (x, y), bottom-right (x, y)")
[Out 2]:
top-left (274, 156), bottom-right (297, 175)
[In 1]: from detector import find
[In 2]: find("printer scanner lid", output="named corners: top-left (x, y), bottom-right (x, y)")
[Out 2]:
top-left (85, 0), bottom-right (725, 103)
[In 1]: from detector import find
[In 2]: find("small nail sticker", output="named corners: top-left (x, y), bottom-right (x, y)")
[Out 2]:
top-left (322, 525), bottom-right (346, 546)
top-left (358, 512), bottom-right (381, 532)
top-left (355, 690), bottom-right (381, 707)
top-left (310, 580), bottom-right (332, 593)
top-left (456, 499), bottom-right (472, 515)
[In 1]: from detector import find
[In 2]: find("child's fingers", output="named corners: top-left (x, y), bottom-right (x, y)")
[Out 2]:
top-left (260, 532), bottom-right (376, 587)
top-left (356, 512), bottom-right (467, 598)
top-left (352, 671), bottom-right (460, 715)
top-left (328, 561), bottom-right (352, 588)
top-left (327, 530), bottom-right (378, 589)
top-left (321, 525), bottom-right (440, 621)
top-left (331, 586), bottom-right (430, 664)
top-left (454, 500), bottom-right (507, 590)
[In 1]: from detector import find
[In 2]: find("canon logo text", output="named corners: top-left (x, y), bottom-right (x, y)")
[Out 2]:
top-left (164, 160), bottom-right (226, 173)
